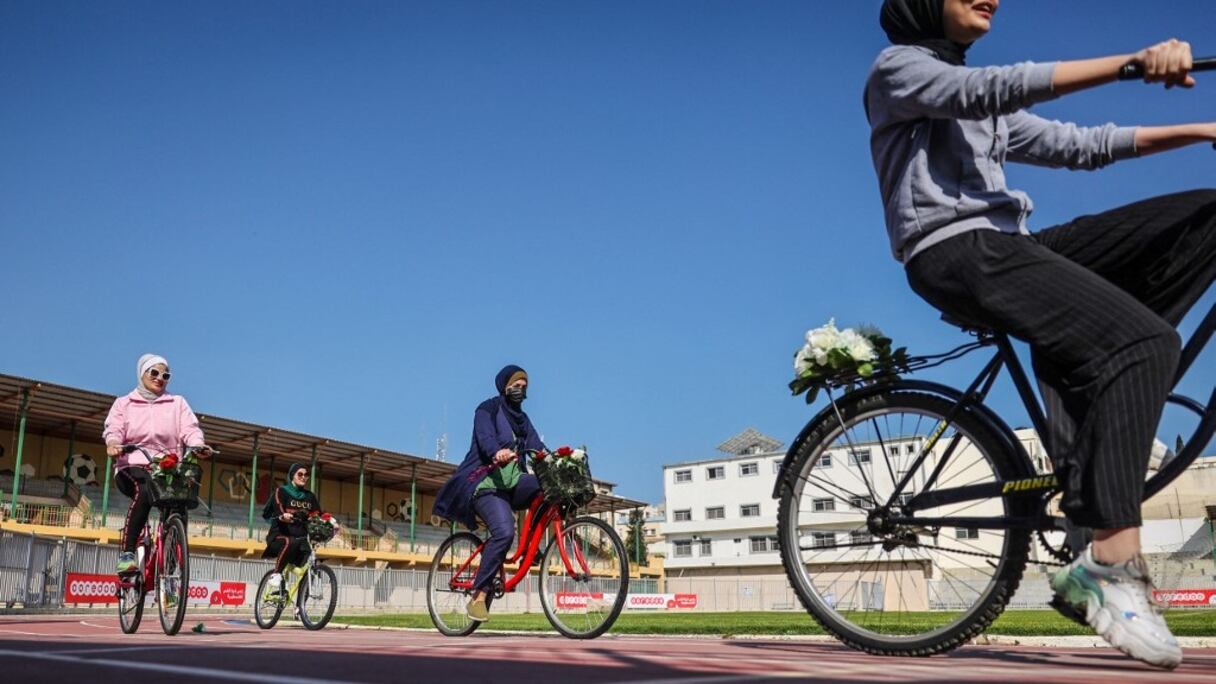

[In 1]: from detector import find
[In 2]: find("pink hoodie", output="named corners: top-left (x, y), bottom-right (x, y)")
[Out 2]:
top-left (103, 391), bottom-right (205, 470)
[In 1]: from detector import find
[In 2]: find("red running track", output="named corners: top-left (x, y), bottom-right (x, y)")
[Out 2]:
top-left (1, 614), bottom-right (1213, 683)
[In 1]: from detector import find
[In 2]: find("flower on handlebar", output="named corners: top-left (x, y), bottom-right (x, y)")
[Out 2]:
top-left (158, 453), bottom-right (179, 471)
top-left (307, 511), bottom-right (341, 542)
top-left (548, 445), bottom-right (586, 468)
top-left (790, 319), bottom-right (909, 403)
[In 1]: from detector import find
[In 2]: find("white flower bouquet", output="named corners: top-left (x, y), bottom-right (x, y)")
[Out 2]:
top-left (790, 319), bottom-right (908, 402)
top-left (532, 446), bottom-right (596, 508)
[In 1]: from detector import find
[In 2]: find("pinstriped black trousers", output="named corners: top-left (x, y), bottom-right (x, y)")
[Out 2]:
top-left (905, 190), bottom-right (1216, 529)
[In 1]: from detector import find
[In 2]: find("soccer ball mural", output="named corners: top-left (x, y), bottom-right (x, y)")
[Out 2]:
top-left (65, 453), bottom-right (100, 486)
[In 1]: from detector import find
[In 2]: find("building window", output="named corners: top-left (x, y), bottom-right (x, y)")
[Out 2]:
top-left (673, 509), bottom-right (692, 522)
top-left (895, 492), bottom-right (914, 507)
top-left (849, 449), bottom-right (871, 466)
top-left (848, 495), bottom-right (875, 510)
top-left (740, 503), bottom-right (761, 518)
top-left (812, 498), bottom-right (835, 512)
top-left (673, 540), bottom-right (692, 557)
top-left (906, 443), bottom-right (918, 454)
top-left (955, 527), bottom-right (979, 540)
top-left (706, 466), bottom-right (725, 480)
top-left (739, 462), bottom-right (759, 477)
top-left (698, 539), bottom-right (712, 556)
top-left (772, 459), bottom-right (782, 474)
top-left (705, 506), bottom-right (725, 520)
top-left (816, 452), bottom-right (833, 469)
top-left (850, 531), bottom-right (873, 545)
top-left (750, 536), bottom-right (779, 553)
top-left (888, 446), bottom-right (900, 458)
top-left (811, 532), bottom-right (836, 548)
top-left (674, 469), bottom-right (692, 484)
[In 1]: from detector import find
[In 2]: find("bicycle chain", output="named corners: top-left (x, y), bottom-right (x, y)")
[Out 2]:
top-left (910, 541), bottom-right (1068, 568)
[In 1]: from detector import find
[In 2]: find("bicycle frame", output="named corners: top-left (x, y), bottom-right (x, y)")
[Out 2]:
top-left (810, 301), bottom-right (1216, 534)
top-left (446, 496), bottom-right (593, 594)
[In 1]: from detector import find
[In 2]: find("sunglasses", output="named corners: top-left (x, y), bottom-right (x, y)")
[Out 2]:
top-left (147, 369), bottom-right (171, 380)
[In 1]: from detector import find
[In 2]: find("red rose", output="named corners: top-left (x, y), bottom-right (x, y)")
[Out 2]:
top-left (555, 446), bottom-right (574, 457)
top-left (533, 450), bottom-right (547, 461)
top-left (159, 454), bottom-right (179, 470)
top-left (321, 513), bottom-right (333, 521)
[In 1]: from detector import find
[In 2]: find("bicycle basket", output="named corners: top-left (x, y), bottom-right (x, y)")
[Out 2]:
top-left (148, 461), bottom-right (202, 509)
top-left (533, 455), bottom-right (596, 508)
top-left (307, 516), bottom-right (337, 543)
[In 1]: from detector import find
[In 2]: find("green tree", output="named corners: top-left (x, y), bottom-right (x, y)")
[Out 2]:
top-left (624, 508), bottom-right (649, 565)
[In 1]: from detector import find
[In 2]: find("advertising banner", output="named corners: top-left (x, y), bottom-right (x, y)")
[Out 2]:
top-left (1154, 589), bottom-right (1216, 607)
top-left (554, 592), bottom-right (698, 610)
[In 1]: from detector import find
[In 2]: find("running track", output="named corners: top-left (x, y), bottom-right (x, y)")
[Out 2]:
top-left (1, 615), bottom-right (1213, 683)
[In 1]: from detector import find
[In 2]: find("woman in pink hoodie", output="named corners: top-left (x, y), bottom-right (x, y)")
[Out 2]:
top-left (103, 353), bottom-right (207, 575)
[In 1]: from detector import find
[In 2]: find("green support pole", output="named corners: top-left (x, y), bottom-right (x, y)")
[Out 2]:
top-left (247, 434), bottom-right (260, 540)
top-left (409, 465), bottom-right (417, 552)
top-left (62, 420), bottom-right (77, 497)
top-left (357, 454), bottom-right (366, 548)
top-left (315, 463), bottom-right (322, 502)
top-left (9, 389), bottom-right (31, 515)
top-left (207, 454), bottom-right (217, 536)
top-left (635, 507), bottom-right (642, 565)
top-left (100, 454), bottom-right (113, 528)
top-left (309, 445), bottom-right (318, 492)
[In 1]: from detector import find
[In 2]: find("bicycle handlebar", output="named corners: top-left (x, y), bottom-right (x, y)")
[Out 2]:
top-left (1118, 55), bottom-right (1216, 80)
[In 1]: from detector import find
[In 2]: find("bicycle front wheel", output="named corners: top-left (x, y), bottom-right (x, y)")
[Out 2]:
top-left (157, 515), bottom-right (190, 636)
top-left (254, 570), bottom-right (286, 629)
top-left (539, 516), bottom-right (629, 639)
top-left (777, 390), bottom-right (1033, 656)
top-left (117, 575), bottom-right (145, 634)
top-left (298, 563), bottom-right (338, 630)
top-left (426, 532), bottom-right (485, 637)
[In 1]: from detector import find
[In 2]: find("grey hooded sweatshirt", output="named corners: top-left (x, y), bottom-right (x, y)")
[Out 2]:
top-left (864, 45), bottom-right (1139, 263)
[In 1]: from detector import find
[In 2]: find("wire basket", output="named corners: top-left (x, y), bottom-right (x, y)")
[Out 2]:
top-left (533, 454), bottom-right (596, 509)
top-left (148, 461), bottom-right (202, 509)
top-left (307, 516), bottom-right (337, 543)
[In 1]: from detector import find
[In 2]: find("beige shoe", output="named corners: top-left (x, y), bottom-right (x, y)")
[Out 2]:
top-left (466, 597), bottom-right (489, 622)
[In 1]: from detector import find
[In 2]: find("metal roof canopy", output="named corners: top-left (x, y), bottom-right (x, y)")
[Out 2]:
top-left (0, 373), bottom-right (646, 514)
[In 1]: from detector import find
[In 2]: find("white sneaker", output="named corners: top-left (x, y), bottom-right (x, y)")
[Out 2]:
top-left (266, 572), bottom-right (283, 592)
top-left (1050, 547), bottom-right (1182, 669)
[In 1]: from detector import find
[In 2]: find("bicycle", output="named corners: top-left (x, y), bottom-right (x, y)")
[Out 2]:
top-left (772, 274), bottom-right (1216, 656)
top-left (426, 450), bottom-right (629, 639)
top-left (254, 518), bottom-right (339, 631)
top-left (116, 444), bottom-right (212, 636)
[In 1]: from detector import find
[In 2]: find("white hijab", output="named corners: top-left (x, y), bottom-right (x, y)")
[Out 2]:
top-left (136, 353), bottom-right (169, 401)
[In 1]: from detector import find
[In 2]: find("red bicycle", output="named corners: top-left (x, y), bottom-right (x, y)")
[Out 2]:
top-left (426, 451), bottom-right (629, 639)
top-left (116, 444), bottom-right (211, 636)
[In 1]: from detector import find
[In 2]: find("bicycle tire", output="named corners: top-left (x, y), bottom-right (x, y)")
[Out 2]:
top-left (538, 516), bottom-right (629, 639)
top-left (117, 575), bottom-right (145, 634)
top-left (777, 390), bottom-right (1033, 656)
top-left (298, 563), bottom-right (338, 631)
top-left (254, 570), bottom-right (286, 629)
top-left (426, 532), bottom-right (485, 637)
top-left (157, 515), bottom-right (190, 636)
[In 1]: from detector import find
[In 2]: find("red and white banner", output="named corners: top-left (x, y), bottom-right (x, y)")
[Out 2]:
top-left (64, 573), bottom-right (120, 604)
top-left (554, 592), bottom-right (698, 610)
top-left (1154, 589), bottom-right (1216, 607)
top-left (188, 580), bottom-right (247, 607)
top-left (64, 573), bottom-right (246, 607)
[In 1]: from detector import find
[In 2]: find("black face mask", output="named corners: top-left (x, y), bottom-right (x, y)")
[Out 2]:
top-left (505, 386), bottom-right (526, 403)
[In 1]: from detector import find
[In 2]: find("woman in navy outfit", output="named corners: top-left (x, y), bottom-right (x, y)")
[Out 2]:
top-left (433, 364), bottom-right (546, 622)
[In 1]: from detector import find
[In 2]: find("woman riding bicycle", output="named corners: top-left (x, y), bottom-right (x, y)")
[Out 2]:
top-left (865, 0), bottom-right (1216, 669)
top-left (103, 353), bottom-right (209, 576)
top-left (261, 462), bottom-right (322, 593)
top-left (432, 364), bottom-right (547, 622)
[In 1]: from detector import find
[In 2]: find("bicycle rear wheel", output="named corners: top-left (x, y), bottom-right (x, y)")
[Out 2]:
top-left (157, 515), bottom-right (189, 636)
top-left (254, 570), bottom-right (286, 629)
top-left (426, 532), bottom-right (485, 636)
top-left (117, 575), bottom-right (145, 634)
top-left (777, 390), bottom-right (1033, 656)
top-left (298, 563), bottom-right (338, 631)
top-left (539, 516), bottom-right (629, 639)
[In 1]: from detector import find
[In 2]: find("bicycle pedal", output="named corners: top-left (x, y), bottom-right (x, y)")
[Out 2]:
top-left (1048, 596), bottom-right (1088, 627)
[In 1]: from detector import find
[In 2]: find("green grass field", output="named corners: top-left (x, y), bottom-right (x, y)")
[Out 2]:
top-left (334, 609), bottom-right (1216, 637)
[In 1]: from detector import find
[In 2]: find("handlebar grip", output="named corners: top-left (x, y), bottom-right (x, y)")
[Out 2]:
top-left (1119, 55), bottom-right (1216, 80)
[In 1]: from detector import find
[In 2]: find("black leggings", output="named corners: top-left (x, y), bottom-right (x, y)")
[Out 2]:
top-left (115, 467), bottom-right (154, 553)
top-left (265, 533), bottom-right (310, 572)
top-left (905, 189), bottom-right (1216, 529)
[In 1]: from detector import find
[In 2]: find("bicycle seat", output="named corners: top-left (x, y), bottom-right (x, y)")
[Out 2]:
top-left (940, 313), bottom-right (996, 337)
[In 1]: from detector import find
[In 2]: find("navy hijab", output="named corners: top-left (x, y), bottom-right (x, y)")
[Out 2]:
top-left (493, 364), bottom-right (529, 439)
top-left (880, 0), bottom-right (970, 66)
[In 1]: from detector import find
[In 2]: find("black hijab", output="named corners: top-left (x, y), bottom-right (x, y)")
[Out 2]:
top-left (493, 364), bottom-right (529, 440)
top-left (880, 0), bottom-right (969, 66)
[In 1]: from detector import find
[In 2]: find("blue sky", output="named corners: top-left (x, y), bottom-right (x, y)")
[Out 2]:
top-left (2, 1), bottom-right (1214, 504)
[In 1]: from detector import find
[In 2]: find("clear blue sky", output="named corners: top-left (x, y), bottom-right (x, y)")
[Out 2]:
top-left (2, 1), bottom-right (1214, 504)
